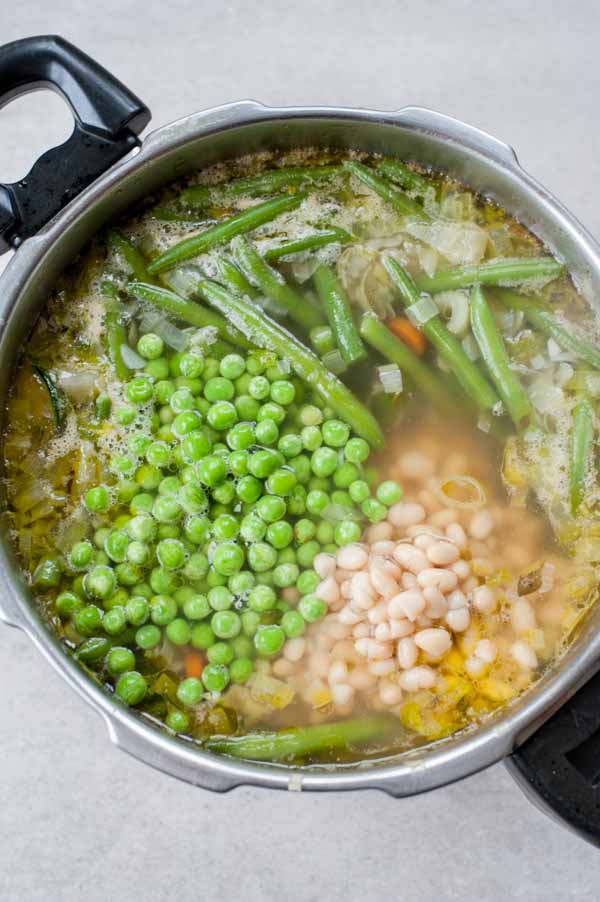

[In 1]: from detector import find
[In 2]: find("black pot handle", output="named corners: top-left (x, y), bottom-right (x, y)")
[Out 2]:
top-left (0, 34), bottom-right (151, 252)
top-left (508, 669), bottom-right (600, 847)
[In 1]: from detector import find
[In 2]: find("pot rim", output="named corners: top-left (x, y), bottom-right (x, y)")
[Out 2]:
top-left (2, 100), bottom-right (600, 795)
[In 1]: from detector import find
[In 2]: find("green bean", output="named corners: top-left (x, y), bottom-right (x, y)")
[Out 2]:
top-left (106, 229), bottom-right (156, 283)
top-left (32, 365), bottom-right (66, 430)
top-left (205, 715), bottom-right (393, 761)
top-left (193, 277), bottom-right (384, 447)
top-left (147, 194), bottom-right (306, 274)
top-left (181, 165), bottom-right (341, 206)
top-left (313, 264), bottom-right (367, 365)
top-left (569, 396), bottom-right (594, 516)
top-left (214, 256), bottom-right (260, 299)
top-left (104, 309), bottom-right (130, 381)
top-left (343, 160), bottom-right (427, 218)
top-left (382, 255), bottom-right (500, 411)
top-left (495, 288), bottom-right (600, 370)
top-left (376, 158), bottom-right (432, 195)
top-left (469, 285), bottom-right (532, 426)
top-left (359, 313), bottom-right (450, 410)
top-left (415, 257), bottom-right (564, 294)
top-left (126, 281), bottom-right (252, 349)
top-left (231, 236), bottom-right (324, 330)
top-left (263, 227), bottom-right (352, 262)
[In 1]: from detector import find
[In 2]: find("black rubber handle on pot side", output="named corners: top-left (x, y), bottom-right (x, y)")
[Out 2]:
top-left (508, 668), bottom-right (600, 847)
top-left (0, 35), bottom-right (151, 252)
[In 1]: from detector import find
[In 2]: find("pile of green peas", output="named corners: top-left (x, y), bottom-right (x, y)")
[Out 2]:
top-left (33, 331), bottom-right (402, 728)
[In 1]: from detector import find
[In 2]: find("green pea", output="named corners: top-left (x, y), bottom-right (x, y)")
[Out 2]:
top-left (361, 498), bottom-right (388, 523)
top-left (114, 405), bottom-right (137, 426)
top-left (212, 481), bottom-right (236, 506)
top-left (169, 387), bottom-right (195, 414)
top-left (248, 448), bottom-right (282, 479)
top-left (183, 553), bottom-right (209, 582)
top-left (300, 404), bottom-right (323, 426)
top-left (287, 485), bottom-right (307, 516)
top-left (102, 606), bottom-right (127, 635)
top-left (246, 353), bottom-right (267, 375)
top-left (306, 490), bottom-right (329, 516)
top-left (197, 455), bottom-right (227, 487)
top-left (207, 401), bottom-right (237, 431)
top-left (106, 646), bottom-right (136, 675)
top-left (202, 664), bottom-right (230, 693)
top-left (270, 380), bottom-right (296, 405)
top-left (257, 401), bottom-right (285, 425)
top-left (296, 540), bottom-right (320, 569)
top-left (204, 376), bottom-right (234, 402)
top-left (183, 514), bottom-right (210, 545)
top-left (235, 394), bottom-right (260, 420)
top-left (316, 521), bottom-right (334, 545)
top-left (129, 493), bottom-right (154, 516)
top-left (156, 538), bottom-right (186, 570)
top-left (376, 480), bottom-right (403, 505)
top-left (231, 634), bottom-right (254, 659)
top-left (287, 454), bottom-right (311, 484)
top-left (248, 375), bottom-right (270, 400)
top-left (115, 561), bottom-right (142, 587)
top-left (240, 513), bottom-right (267, 543)
top-left (150, 566), bottom-right (180, 595)
top-left (177, 676), bottom-right (204, 706)
top-left (254, 419), bottom-right (279, 446)
top-left (155, 380), bottom-right (175, 405)
top-left (273, 563), bottom-right (299, 588)
top-left (241, 610), bottom-right (261, 637)
top-left (293, 519), bottom-right (316, 544)
top-left (126, 376), bottom-right (154, 405)
top-left (179, 351), bottom-right (205, 378)
top-left (135, 624), bottom-right (162, 649)
top-left (150, 595), bottom-right (178, 625)
top-left (137, 332), bottom-right (164, 359)
top-left (226, 451), bottom-right (248, 477)
top-left (213, 542), bottom-right (244, 576)
top-left (277, 547), bottom-right (296, 565)
top-left (208, 586), bottom-right (234, 611)
top-left (298, 594), bottom-right (327, 622)
top-left (134, 464), bottom-right (161, 492)
top-left (173, 410), bottom-right (204, 437)
top-left (181, 594), bottom-right (209, 621)
top-left (103, 530), bottom-right (129, 564)
top-left (126, 596), bottom-right (149, 626)
top-left (69, 541), bottom-right (94, 570)
top-left (247, 543), bottom-right (278, 572)
top-left (219, 353), bottom-right (246, 380)
top-left (206, 568), bottom-right (227, 588)
top-left (281, 610), bottom-right (306, 638)
top-left (301, 425), bottom-right (323, 451)
top-left (266, 520), bottom-right (293, 549)
top-left (311, 446), bottom-right (338, 478)
top-left (132, 582), bottom-right (153, 600)
top-left (145, 357), bottom-right (170, 381)
top-left (115, 671), bottom-right (147, 705)
top-left (254, 624), bottom-right (285, 657)
top-left (248, 585), bottom-right (277, 612)
top-left (180, 431), bottom-right (212, 463)
top-left (235, 475), bottom-right (262, 504)
top-left (166, 707), bottom-right (191, 733)
top-left (166, 618), bottom-right (192, 646)
top-left (211, 609), bottom-right (242, 639)
top-left (74, 605), bottom-right (103, 636)
top-left (266, 468), bottom-right (297, 496)
top-left (207, 641), bottom-right (235, 665)
top-left (256, 494), bottom-right (286, 523)
top-left (278, 433), bottom-right (302, 458)
top-left (83, 565), bottom-right (116, 600)
top-left (177, 376), bottom-right (203, 395)
top-left (349, 480), bottom-right (370, 504)
top-left (226, 421), bottom-right (254, 451)
top-left (191, 622), bottom-right (215, 649)
top-left (230, 657), bottom-right (253, 684)
top-left (84, 485), bottom-right (110, 513)
top-left (56, 591), bottom-right (83, 617)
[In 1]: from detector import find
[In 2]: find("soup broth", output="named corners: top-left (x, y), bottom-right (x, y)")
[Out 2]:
top-left (3, 149), bottom-right (598, 765)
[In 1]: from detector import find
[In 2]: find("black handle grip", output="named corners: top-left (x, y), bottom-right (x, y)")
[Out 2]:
top-left (0, 35), bottom-right (151, 252)
top-left (509, 668), bottom-right (600, 847)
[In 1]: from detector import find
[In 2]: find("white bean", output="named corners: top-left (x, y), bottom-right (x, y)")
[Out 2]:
top-left (330, 639), bottom-right (361, 663)
top-left (398, 451), bottom-right (434, 480)
top-left (336, 543), bottom-right (368, 571)
top-left (331, 683), bottom-right (355, 706)
top-left (328, 661), bottom-right (349, 684)
top-left (348, 667), bottom-right (376, 690)
top-left (397, 636), bottom-right (418, 670)
top-left (446, 607), bottom-right (471, 632)
top-left (417, 568), bottom-right (458, 593)
top-left (430, 509), bottom-right (458, 528)
top-left (423, 586), bottom-right (448, 619)
top-left (340, 579), bottom-right (353, 600)
top-left (374, 622), bottom-right (392, 642)
top-left (474, 639), bottom-right (497, 663)
top-left (388, 501), bottom-right (426, 529)
top-left (465, 655), bottom-right (486, 677)
top-left (472, 585), bottom-right (497, 614)
top-left (426, 541), bottom-right (460, 566)
top-left (415, 614), bottom-right (433, 628)
top-left (371, 540), bottom-right (397, 556)
top-left (283, 638), bottom-right (306, 662)
top-left (446, 522), bottom-right (468, 549)
top-left (393, 543), bottom-right (429, 574)
top-left (414, 627), bottom-right (452, 658)
top-left (398, 665), bottom-right (436, 692)
top-left (511, 640), bottom-right (538, 670)
top-left (388, 589), bottom-right (426, 622)
top-left (414, 533), bottom-right (437, 550)
top-left (451, 559), bottom-right (471, 581)
top-left (389, 618), bottom-right (415, 639)
top-left (369, 558), bottom-right (399, 598)
top-left (367, 600), bottom-right (390, 625)
top-left (378, 679), bottom-right (404, 706)
top-left (352, 622), bottom-right (370, 639)
top-left (366, 521), bottom-right (394, 543)
top-left (368, 659), bottom-right (396, 677)
top-left (512, 598), bottom-right (536, 634)
top-left (447, 589), bottom-right (467, 610)
top-left (338, 606), bottom-right (363, 626)
top-left (469, 510), bottom-right (494, 541)
top-left (313, 552), bottom-right (336, 578)
top-left (308, 651), bottom-right (331, 678)
top-left (401, 571), bottom-right (418, 589)
top-left (315, 576), bottom-right (340, 605)
top-left (273, 658), bottom-right (295, 678)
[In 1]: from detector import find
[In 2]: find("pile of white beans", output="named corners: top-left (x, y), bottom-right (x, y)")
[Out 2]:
top-left (264, 440), bottom-right (570, 721)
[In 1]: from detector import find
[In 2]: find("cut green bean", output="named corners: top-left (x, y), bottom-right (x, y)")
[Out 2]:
top-left (104, 309), bottom-right (130, 381)
top-left (32, 365), bottom-right (66, 430)
top-left (127, 281), bottom-right (252, 349)
top-left (310, 324), bottom-right (336, 356)
top-left (231, 236), bottom-right (324, 330)
top-left (313, 264), bottom-right (367, 365)
top-left (263, 227), bottom-right (352, 262)
top-left (214, 256), bottom-right (260, 299)
top-left (106, 229), bottom-right (156, 283)
top-left (148, 194), bottom-right (306, 274)
top-left (376, 158), bottom-right (432, 195)
top-left (181, 165), bottom-right (341, 206)
top-left (382, 255), bottom-right (500, 411)
top-left (205, 715), bottom-right (393, 761)
top-left (193, 277), bottom-right (384, 447)
top-left (343, 160), bottom-right (427, 218)
top-left (569, 396), bottom-right (594, 516)
top-left (495, 289), bottom-right (600, 370)
top-left (470, 285), bottom-right (532, 426)
top-left (415, 257), bottom-right (565, 294)
top-left (359, 313), bottom-right (450, 410)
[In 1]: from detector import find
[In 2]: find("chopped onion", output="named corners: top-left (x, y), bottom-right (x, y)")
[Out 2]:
top-left (539, 562), bottom-right (556, 594)
top-left (139, 311), bottom-right (188, 351)
top-left (322, 348), bottom-right (347, 374)
top-left (57, 370), bottom-right (97, 402)
top-left (555, 362), bottom-right (574, 388)
top-left (477, 413), bottom-right (491, 433)
top-left (434, 290), bottom-right (470, 337)
top-left (249, 673), bottom-right (295, 709)
top-left (406, 294), bottom-right (437, 327)
top-left (547, 337), bottom-right (573, 362)
top-left (461, 334), bottom-right (479, 361)
top-left (531, 354), bottom-right (546, 370)
top-left (403, 220), bottom-right (488, 265)
top-left (434, 475), bottom-right (487, 510)
top-left (322, 503), bottom-right (361, 523)
top-left (378, 363), bottom-right (403, 394)
top-left (120, 344), bottom-right (146, 370)
top-left (529, 377), bottom-right (565, 414)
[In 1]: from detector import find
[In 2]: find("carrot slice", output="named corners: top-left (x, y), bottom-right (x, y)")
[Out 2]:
top-left (387, 316), bottom-right (428, 356)
top-left (184, 652), bottom-right (204, 679)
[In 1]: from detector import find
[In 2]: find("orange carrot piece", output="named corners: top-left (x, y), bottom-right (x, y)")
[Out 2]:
top-left (387, 316), bottom-right (427, 356)
top-left (184, 652), bottom-right (204, 679)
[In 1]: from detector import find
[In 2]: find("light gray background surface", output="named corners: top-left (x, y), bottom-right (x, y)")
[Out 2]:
top-left (1, 2), bottom-right (600, 899)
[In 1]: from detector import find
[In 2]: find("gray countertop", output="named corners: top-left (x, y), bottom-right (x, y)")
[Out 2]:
top-left (1, 1), bottom-right (600, 898)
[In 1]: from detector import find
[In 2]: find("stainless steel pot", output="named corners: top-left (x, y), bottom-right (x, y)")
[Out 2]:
top-left (2, 35), bottom-right (600, 844)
